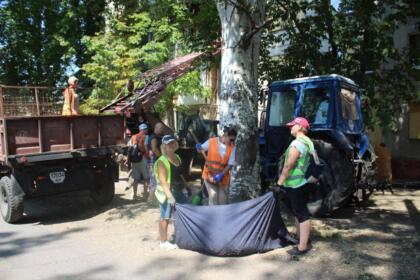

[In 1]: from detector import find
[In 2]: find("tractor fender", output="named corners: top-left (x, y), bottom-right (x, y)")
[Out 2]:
top-left (310, 129), bottom-right (353, 151)
top-left (358, 132), bottom-right (372, 159)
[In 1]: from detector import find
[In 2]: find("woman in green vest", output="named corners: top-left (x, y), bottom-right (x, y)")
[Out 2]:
top-left (154, 135), bottom-right (188, 250)
top-left (276, 117), bottom-right (314, 256)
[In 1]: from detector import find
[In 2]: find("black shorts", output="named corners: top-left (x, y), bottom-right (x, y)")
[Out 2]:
top-left (283, 184), bottom-right (310, 223)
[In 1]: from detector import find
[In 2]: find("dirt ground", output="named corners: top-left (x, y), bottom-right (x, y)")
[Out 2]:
top-left (3, 174), bottom-right (420, 280)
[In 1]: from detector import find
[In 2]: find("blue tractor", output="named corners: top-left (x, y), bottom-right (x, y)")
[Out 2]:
top-left (263, 74), bottom-right (377, 215)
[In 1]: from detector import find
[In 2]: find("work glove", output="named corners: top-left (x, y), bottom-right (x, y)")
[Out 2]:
top-left (271, 184), bottom-right (286, 199)
top-left (195, 143), bottom-right (202, 151)
top-left (186, 187), bottom-right (192, 197)
top-left (168, 196), bottom-right (176, 207)
top-left (214, 173), bottom-right (224, 183)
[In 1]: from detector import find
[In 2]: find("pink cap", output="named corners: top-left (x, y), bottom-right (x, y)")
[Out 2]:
top-left (286, 117), bottom-right (310, 129)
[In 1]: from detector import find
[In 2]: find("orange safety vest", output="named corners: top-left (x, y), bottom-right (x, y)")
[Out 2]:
top-left (132, 132), bottom-right (148, 157)
top-left (202, 137), bottom-right (233, 186)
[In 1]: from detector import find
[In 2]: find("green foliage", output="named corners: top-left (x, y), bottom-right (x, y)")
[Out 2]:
top-left (260, 0), bottom-right (420, 129)
top-left (153, 70), bottom-right (209, 115)
top-left (82, 0), bottom-right (214, 114)
top-left (0, 0), bottom-right (105, 86)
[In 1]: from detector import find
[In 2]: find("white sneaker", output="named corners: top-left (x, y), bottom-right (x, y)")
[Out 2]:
top-left (159, 241), bottom-right (178, 250)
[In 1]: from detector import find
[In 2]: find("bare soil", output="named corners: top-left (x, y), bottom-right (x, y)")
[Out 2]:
top-left (6, 175), bottom-right (420, 280)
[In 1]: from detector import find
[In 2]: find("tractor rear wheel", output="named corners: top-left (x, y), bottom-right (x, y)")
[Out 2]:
top-left (307, 139), bottom-right (354, 215)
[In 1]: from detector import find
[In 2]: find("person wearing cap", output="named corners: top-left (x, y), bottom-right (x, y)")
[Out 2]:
top-left (196, 127), bottom-right (237, 205)
top-left (62, 76), bottom-right (79, 116)
top-left (154, 135), bottom-right (188, 250)
top-left (126, 123), bottom-right (150, 200)
top-left (276, 117), bottom-right (314, 256)
top-left (145, 132), bottom-right (162, 198)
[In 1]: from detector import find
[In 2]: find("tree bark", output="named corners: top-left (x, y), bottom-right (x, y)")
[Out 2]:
top-left (215, 0), bottom-right (266, 201)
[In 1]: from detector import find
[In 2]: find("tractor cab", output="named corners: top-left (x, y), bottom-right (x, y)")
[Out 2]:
top-left (263, 74), bottom-right (374, 214)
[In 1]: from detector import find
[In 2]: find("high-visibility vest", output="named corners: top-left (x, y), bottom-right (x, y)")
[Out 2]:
top-left (154, 154), bottom-right (182, 204)
top-left (284, 135), bottom-right (315, 188)
top-left (132, 132), bottom-right (148, 157)
top-left (202, 137), bottom-right (233, 186)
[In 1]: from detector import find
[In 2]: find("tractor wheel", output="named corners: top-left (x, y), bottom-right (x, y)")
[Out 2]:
top-left (0, 176), bottom-right (24, 223)
top-left (90, 180), bottom-right (115, 205)
top-left (307, 139), bottom-right (354, 216)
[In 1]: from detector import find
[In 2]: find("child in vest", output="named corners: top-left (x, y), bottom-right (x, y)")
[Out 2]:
top-left (154, 135), bottom-right (188, 249)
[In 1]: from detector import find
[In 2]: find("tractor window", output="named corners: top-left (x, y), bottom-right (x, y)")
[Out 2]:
top-left (268, 90), bottom-right (296, 126)
top-left (301, 88), bottom-right (330, 124)
top-left (340, 88), bottom-right (359, 120)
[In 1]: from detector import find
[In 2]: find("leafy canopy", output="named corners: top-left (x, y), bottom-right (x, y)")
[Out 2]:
top-left (81, 0), bottom-right (217, 115)
top-left (260, 0), bottom-right (420, 129)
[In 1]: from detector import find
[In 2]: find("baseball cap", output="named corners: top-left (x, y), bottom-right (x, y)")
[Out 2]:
top-left (138, 123), bottom-right (148, 130)
top-left (286, 117), bottom-right (310, 129)
top-left (162, 134), bottom-right (176, 145)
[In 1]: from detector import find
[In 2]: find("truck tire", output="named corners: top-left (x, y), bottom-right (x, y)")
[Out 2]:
top-left (90, 180), bottom-right (115, 205)
top-left (0, 176), bottom-right (24, 223)
top-left (307, 139), bottom-right (354, 215)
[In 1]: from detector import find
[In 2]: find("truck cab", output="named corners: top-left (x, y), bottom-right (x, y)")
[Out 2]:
top-left (264, 74), bottom-right (375, 214)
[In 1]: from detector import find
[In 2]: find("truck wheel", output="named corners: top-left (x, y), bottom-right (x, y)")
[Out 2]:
top-left (308, 139), bottom-right (354, 215)
top-left (90, 180), bottom-right (115, 205)
top-left (0, 176), bottom-right (24, 223)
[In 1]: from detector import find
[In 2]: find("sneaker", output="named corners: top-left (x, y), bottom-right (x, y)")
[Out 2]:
top-left (159, 241), bottom-right (178, 250)
top-left (287, 244), bottom-right (312, 256)
top-left (284, 234), bottom-right (299, 245)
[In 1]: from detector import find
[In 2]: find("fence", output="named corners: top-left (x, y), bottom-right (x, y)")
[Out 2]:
top-left (0, 85), bottom-right (92, 117)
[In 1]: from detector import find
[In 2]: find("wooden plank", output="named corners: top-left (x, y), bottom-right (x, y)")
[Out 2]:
top-left (34, 88), bottom-right (40, 116)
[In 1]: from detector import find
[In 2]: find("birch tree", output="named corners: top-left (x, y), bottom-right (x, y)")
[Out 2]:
top-left (215, 0), bottom-right (267, 201)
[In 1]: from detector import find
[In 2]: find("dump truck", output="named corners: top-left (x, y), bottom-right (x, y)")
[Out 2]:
top-left (0, 85), bottom-right (125, 223)
top-left (262, 74), bottom-right (377, 215)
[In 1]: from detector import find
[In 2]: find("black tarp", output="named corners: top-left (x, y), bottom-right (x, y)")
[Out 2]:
top-left (174, 192), bottom-right (289, 256)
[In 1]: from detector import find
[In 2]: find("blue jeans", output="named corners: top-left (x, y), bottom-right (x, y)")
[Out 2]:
top-left (159, 190), bottom-right (188, 220)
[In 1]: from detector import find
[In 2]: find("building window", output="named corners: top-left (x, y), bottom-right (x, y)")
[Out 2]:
top-left (409, 33), bottom-right (420, 66)
top-left (409, 103), bottom-right (420, 140)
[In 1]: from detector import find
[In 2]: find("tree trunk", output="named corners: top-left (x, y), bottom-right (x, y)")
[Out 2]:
top-left (215, 0), bottom-right (266, 201)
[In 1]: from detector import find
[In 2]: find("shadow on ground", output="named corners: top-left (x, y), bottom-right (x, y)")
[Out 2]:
top-left (18, 189), bottom-right (155, 225)
top-left (131, 188), bottom-right (420, 280)
top-left (0, 227), bottom-right (87, 258)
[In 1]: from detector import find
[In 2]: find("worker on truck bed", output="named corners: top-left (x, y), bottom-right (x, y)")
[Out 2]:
top-left (196, 127), bottom-right (236, 205)
top-left (62, 76), bottom-right (79, 116)
top-left (275, 117), bottom-right (314, 256)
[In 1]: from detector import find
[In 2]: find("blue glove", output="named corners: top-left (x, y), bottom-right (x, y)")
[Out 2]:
top-left (214, 173), bottom-right (224, 183)
top-left (195, 143), bottom-right (202, 151)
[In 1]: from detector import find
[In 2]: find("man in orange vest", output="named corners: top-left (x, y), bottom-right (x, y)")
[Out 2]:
top-left (126, 123), bottom-right (150, 200)
top-left (196, 127), bottom-right (237, 205)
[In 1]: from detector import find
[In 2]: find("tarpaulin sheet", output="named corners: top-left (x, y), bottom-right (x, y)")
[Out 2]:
top-left (174, 192), bottom-right (289, 256)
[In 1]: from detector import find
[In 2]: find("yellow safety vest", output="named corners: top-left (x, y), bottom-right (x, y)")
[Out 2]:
top-left (153, 154), bottom-right (181, 204)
